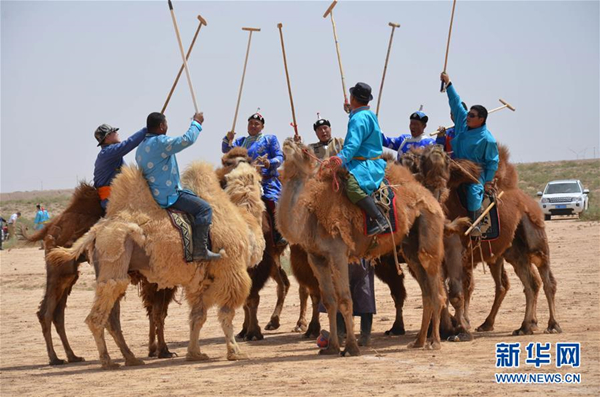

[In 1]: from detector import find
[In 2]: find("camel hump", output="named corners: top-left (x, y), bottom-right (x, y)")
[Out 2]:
top-left (495, 142), bottom-right (518, 190)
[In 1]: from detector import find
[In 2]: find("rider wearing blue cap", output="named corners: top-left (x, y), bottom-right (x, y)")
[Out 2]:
top-left (381, 111), bottom-right (436, 161)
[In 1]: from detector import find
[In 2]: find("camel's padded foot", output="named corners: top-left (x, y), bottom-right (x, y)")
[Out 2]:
top-left (227, 352), bottom-right (249, 361)
top-left (341, 341), bottom-right (361, 357)
top-left (384, 324), bottom-right (406, 336)
top-left (101, 361), bottom-right (121, 370)
top-left (447, 332), bottom-right (473, 342)
top-left (242, 329), bottom-right (264, 341)
top-left (544, 321), bottom-right (562, 334)
top-left (476, 321), bottom-right (495, 332)
top-left (407, 339), bottom-right (426, 349)
top-left (125, 357), bottom-right (145, 367)
top-left (512, 324), bottom-right (534, 336)
top-left (292, 323), bottom-right (307, 333)
top-left (236, 329), bottom-right (247, 339)
top-left (303, 322), bottom-right (321, 339)
top-left (157, 349), bottom-right (177, 359)
top-left (67, 355), bottom-right (85, 363)
top-left (265, 317), bottom-right (280, 331)
top-left (428, 340), bottom-right (442, 350)
top-left (318, 344), bottom-right (340, 355)
top-left (49, 358), bottom-right (67, 366)
top-left (186, 351), bottom-right (209, 361)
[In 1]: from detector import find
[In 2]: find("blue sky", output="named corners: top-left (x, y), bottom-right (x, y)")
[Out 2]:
top-left (1, 0), bottom-right (599, 192)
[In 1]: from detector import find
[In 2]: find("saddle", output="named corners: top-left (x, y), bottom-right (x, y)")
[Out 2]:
top-left (457, 187), bottom-right (500, 241)
top-left (166, 209), bottom-right (213, 262)
top-left (362, 179), bottom-right (398, 236)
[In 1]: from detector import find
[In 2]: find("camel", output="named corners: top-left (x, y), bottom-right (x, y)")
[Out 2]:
top-left (47, 160), bottom-right (265, 369)
top-left (217, 147), bottom-right (290, 341)
top-left (18, 182), bottom-right (177, 364)
top-left (377, 144), bottom-right (561, 340)
top-left (276, 138), bottom-right (446, 355)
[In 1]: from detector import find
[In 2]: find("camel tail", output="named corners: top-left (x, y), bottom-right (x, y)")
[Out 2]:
top-left (16, 223), bottom-right (49, 242)
top-left (443, 217), bottom-right (470, 236)
top-left (46, 228), bottom-right (97, 267)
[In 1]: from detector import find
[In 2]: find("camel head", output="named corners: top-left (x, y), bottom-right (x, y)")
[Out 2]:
top-left (400, 147), bottom-right (423, 175)
top-left (281, 138), bottom-right (315, 182)
top-left (216, 147), bottom-right (253, 188)
top-left (223, 162), bottom-right (265, 222)
top-left (419, 145), bottom-right (451, 202)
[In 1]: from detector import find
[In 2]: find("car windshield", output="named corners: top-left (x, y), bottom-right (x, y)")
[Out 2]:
top-left (545, 182), bottom-right (581, 194)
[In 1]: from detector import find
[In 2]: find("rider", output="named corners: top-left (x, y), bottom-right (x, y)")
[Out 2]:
top-left (137, 112), bottom-right (221, 261)
top-left (381, 111), bottom-right (436, 160)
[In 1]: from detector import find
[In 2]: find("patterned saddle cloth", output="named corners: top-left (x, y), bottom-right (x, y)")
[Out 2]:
top-left (362, 179), bottom-right (398, 236)
top-left (457, 187), bottom-right (500, 241)
top-left (166, 209), bottom-right (213, 262)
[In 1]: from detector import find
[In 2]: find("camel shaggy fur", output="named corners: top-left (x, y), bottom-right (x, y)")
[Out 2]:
top-left (277, 139), bottom-right (446, 355)
top-left (21, 182), bottom-right (178, 364)
top-left (47, 161), bottom-right (265, 369)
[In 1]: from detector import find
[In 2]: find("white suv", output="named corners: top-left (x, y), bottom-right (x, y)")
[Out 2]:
top-left (538, 179), bottom-right (589, 220)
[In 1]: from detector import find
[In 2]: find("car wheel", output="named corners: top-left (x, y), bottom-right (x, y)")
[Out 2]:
top-left (544, 214), bottom-right (551, 221)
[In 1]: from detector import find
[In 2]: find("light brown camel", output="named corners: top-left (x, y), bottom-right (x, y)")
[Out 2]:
top-left (217, 148), bottom-right (290, 341)
top-left (18, 182), bottom-right (177, 364)
top-left (276, 139), bottom-right (446, 355)
top-left (47, 161), bottom-right (265, 369)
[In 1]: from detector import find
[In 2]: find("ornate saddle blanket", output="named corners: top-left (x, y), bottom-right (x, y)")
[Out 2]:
top-left (457, 187), bottom-right (500, 241)
top-left (363, 179), bottom-right (398, 236)
top-left (166, 209), bottom-right (214, 263)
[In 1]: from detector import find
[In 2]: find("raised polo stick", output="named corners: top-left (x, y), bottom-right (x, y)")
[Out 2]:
top-left (167, 0), bottom-right (199, 113)
top-left (429, 98), bottom-right (516, 136)
top-left (376, 22), bottom-right (401, 117)
top-left (323, 1), bottom-right (348, 108)
top-left (489, 98), bottom-right (516, 114)
top-left (440, 0), bottom-right (457, 92)
top-left (465, 191), bottom-right (505, 236)
top-left (230, 27), bottom-right (261, 144)
top-left (277, 23), bottom-right (299, 138)
top-left (162, 14), bottom-right (207, 114)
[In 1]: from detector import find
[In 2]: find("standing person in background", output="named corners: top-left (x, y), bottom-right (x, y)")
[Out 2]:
top-left (34, 204), bottom-right (47, 249)
top-left (0, 216), bottom-right (7, 250)
top-left (7, 212), bottom-right (21, 242)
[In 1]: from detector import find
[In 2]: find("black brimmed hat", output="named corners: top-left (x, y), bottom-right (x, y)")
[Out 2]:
top-left (248, 112), bottom-right (265, 124)
top-left (94, 124), bottom-right (119, 146)
top-left (349, 82), bottom-right (373, 103)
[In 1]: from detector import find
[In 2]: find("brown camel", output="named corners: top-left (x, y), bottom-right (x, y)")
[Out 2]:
top-left (47, 161), bottom-right (265, 369)
top-left (378, 144), bottom-right (561, 340)
top-left (289, 244), bottom-right (322, 338)
top-left (217, 148), bottom-right (290, 341)
top-left (277, 139), bottom-right (446, 355)
top-left (19, 182), bottom-right (177, 364)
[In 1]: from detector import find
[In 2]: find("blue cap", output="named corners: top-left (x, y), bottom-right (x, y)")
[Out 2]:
top-left (410, 111), bottom-right (428, 123)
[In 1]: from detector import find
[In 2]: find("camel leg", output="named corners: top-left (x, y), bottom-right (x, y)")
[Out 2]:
top-left (147, 313), bottom-right (157, 357)
top-left (220, 305), bottom-right (249, 361)
top-left (504, 241), bottom-right (540, 336)
top-left (86, 278), bottom-right (130, 370)
top-left (443, 235), bottom-right (471, 341)
top-left (242, 291), bottom-right (263, 341)
top-left (52, 280), bottom-right (85, 363)
top-left (105, 300), bottom-right (144, 367)
top-left (537, 259), bottom-right (562, 333)
top-left (265, 265), bottom-right (290, 331)
top-left (407, 260), bottom-right (434, 349)
top-left (152, 287), bottom-right (176, 358)
top-left (476, 257), bottom-right (510, 332)
top-left (292, 285), bottom-right (309, 333)
top-left (304, 292), bottom-right (322, 338)
top-left (374, 256), bottom-right (407, 336)
top-left (186, 295), bottom-right (210, 361)
top-left (462, 263), bottom-right (475, 326)
top-left (307, 253), bottom-right (341, 356)
top-left (330, 253), bottom-right (360, 357)
top-left (237, 304), bottom-right (250, 340)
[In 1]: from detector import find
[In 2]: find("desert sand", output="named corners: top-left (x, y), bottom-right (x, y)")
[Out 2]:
top-left (1, 219), bottom-right (598, 396)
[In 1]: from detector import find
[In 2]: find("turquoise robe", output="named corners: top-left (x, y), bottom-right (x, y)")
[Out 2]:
top-left (337, 106), bottom-right (386, 195)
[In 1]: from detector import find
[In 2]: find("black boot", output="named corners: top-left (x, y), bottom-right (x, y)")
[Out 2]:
top-left (356, 196), bottom-right (388, 236)
top-left (468, 209), bottom-right (483, 237)
top-left (192, 223), bottom-right (222, 261)
top-left (358, 313), bottom-right (373, 346)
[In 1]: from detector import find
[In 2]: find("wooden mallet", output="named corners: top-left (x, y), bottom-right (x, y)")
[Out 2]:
top-left (230, 27), bottom-right (261, 143)
top-left (440, 0), bottom-right (457, 93)
top-left (161, 14), bottom-right (207, 114)
top-left (376, 22), bottom-right (401, 117)
top-left (277, 23), bottom-right (299, 138)
top-left (167, 0), bottom-right (199, 113)
top-left (429, 98), bottom-right (516, 136)
top-left (323, 1), bottom-right (349, 108)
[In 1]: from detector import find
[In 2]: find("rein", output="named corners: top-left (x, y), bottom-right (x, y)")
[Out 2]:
top-left (303, 148), bottom-right (341, 193)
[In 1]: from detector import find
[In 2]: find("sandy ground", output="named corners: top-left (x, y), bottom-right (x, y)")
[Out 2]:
top-left (1, 219), bottom-right (598, 396)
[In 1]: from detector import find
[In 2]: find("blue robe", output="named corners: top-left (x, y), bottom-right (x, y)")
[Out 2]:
top-left (337, 107), bottom-right (386, 195)
top-left (222, 133), bottom-right (283, 202)
top-left (447, 84), bottom-right (499, 211)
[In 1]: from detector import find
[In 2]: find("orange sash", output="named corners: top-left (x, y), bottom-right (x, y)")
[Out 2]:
top-left (98, 186), bottom-right (111, 201)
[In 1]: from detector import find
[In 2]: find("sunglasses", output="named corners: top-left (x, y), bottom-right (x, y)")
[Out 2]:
top-left (467, 112), bottom-right (479, 119)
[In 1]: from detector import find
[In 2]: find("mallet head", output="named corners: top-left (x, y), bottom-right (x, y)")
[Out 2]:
top-left (277, 23), bottom-right (283, 29)
top-left (197, 15), bottom-right (207, 26)
top-left (242, 27), bottom-right (261, 32)
top-left (388, 22), bottom-right (401, 28)
top-left (499, 98), bottom-right (516, 111)
top-left (323, 1), bottom-right (338, 18)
